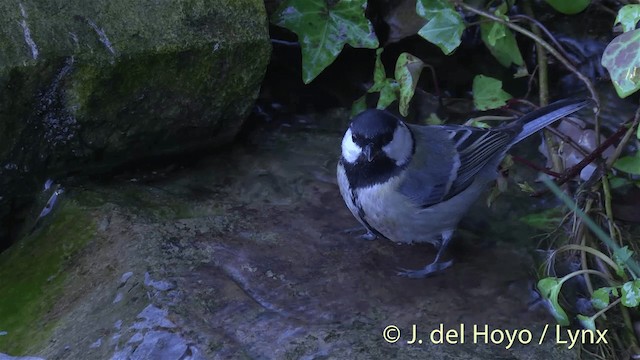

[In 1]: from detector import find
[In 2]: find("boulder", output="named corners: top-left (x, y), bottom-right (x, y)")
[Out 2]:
top-left (0, 0), bottom-right (271, 249)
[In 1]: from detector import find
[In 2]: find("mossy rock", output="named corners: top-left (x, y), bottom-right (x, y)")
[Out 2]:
top-left (0, 0), bottom-right (271, 249)
top-left (0, 200), bottom-right (96, 354)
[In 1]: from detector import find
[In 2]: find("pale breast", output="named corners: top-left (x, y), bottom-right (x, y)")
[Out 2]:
top-left (354, 176), bottom-right (446, 245)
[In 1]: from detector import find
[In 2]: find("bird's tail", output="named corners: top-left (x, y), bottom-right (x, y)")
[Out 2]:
top-left (511, 98), bottom-right (593, 144)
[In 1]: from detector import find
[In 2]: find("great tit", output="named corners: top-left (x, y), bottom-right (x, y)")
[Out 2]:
top-left (337, 98), bottom-right (592, 278)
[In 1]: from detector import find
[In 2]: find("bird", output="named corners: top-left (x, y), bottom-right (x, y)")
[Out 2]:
top-left (336, 98), bottom-right (592, 278)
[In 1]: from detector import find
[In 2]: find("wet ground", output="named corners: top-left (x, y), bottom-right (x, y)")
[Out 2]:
top-left (0, 115), bottom-right (577, 359)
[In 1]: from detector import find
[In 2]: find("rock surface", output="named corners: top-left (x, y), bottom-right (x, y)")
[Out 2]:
top-left (0, 114), bottom-right (578, 359)
top-left (0, 0), bottom-right (271, 250)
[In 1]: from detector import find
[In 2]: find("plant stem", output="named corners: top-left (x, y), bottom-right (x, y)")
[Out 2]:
top-left (559, 269), bottom-right (611, 286)
top-left (543, 177), bottom-right (640, 278)
top-left (521, 1), bottom-right (567, 175)
top-left (605, 106), bottom-right (640, 169)
top-left (592, 297), bottom-right (622, 322)
top-left (555, 244), bottom-right (621, 275)
top-left (534, 122), bottom-right (630, 196)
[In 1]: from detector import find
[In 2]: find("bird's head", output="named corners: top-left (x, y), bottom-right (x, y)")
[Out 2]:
top-left (341, 109), bottom-right (414, 167)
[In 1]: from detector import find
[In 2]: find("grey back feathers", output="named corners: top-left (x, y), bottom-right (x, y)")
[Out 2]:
top-left (343, 98), bottom-right (592, 209)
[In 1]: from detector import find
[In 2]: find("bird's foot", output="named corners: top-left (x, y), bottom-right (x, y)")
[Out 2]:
top-left (340, 227), bottom-right (377, 241)
top-left (397, 259), bottom-right (454, 278)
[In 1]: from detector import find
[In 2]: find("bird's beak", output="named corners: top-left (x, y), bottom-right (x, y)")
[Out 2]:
top-left (363, 144), bottom-right (375, 162)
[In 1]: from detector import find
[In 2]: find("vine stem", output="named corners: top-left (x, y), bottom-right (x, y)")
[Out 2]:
top-left (601, 105), bottom-right (640, 250)
top-left (591, 297), bottom-right (621, 323)
top-left (559, 269), bottom-right (611, 286)
top-left (553, 244), bottom-right (621, 274)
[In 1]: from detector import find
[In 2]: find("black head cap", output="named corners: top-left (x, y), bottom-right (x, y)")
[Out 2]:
top-left (350, 109), bottom-right (399, 144)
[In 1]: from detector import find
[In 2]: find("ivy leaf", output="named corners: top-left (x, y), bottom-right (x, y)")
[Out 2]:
top-left (372, 48), bottom-right (386, 88)
top-left (615, 4), bottom-right (640, 32)
top-left (416, 0), bottom-right (465, 55)
top-left (577, 315), bottom-right (596, 331)
top-left (538, 277), bottom-right (570, 326)
top-left (520, 208), bottom-right (564, 231)
top-left (609, 174), bottom-right (632, 189)
top-left (272, 0), bottom-right (379, 84)
top-left (367, 49), bottom-right (399, 110)
top-left (614, 246), bottom-right (634, 277)
top-left (601, 29), bottom-right (640, 98)
top-left (591, 287), bottom-right (614, 310)
top-left (351, 95), bottom-right (367, 117)
top-left (395, 53), bottom-right (424, 116)
top-left (545, 0), bottom-right (590, 15)
top-left (517, 181), bottom-right (536, 194)
top-left (377, 81), bottom-right (399, 110)
top-left (621, 280), bottom-right (640, 307)
top-left (480, 5), bottom-right (524, 67)
top-left (472, 75), bottom-right (513, 110)
top-left (614, 151), bottom-right (640, 175)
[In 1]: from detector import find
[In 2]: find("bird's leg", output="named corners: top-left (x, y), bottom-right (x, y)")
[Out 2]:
top-left (340, 227), bottom-right (377, 241)
top-left (397, 230), bottom-right (454, 278)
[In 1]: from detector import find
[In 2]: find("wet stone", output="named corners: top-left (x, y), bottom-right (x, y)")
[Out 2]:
top-left (2, 125), bottom-right (578, 359)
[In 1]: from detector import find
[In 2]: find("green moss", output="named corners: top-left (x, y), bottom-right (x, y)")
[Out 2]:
top-left (0, 200), bottom-right (96, 354)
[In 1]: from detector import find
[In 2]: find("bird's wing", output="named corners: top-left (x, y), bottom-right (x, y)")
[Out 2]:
top-left (398, 124), bottom-right (515, 208)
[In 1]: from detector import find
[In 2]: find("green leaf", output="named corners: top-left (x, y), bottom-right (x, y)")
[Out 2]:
top-left (591, 287), bottom-right (613, 310)
top-left (609, 175), bottom-right (632, 189)
top-left (424, 113), bottom-right (444, 125)
top-left (366, 48), bottom-right (399, 111)
top-left (466, 120), bottom-right (491, 129)
top-left (614, 246), bottom-right (634, 277)
top-left (485, 18), bottom-right (505, 46)
top-left (614, 246), bottom-right (634, 264)
top-left (577, 315), bottom-right (596, 331)
top-left (395, 53), bottom-right (424, 116)
top-left (614, 151), bottom-right (640, 175)
top-left (517, 181), bottom-right (536, 194)
top-left (621, 280), bottom-right (640, 307)
top-left (272, 0), bottom-right (379, 84)
top-left (376, 81), bottom-right (399, 110)
top-left (545, 0), bottom-right (590, 15)
top-left (479, 7), bottom-right (524, 67)
top-left (601, 29), bottom-right (640, 98)
top-left (538, 277), bottom-right (570, 326)
top-left (372, 48), bottom-right (386, 88)
top-left (351, 95), bottom-right (367, 118)
top-left (615, 4), bottom-right (640, 32)
top-left (416, 0), bottom-right (465, 55)
top-left (472, 75), bottom-right (513, 110)
top-left (416, 0), bottom-right (451, 18)
top-left (520, 208), bottom-right (564, 230)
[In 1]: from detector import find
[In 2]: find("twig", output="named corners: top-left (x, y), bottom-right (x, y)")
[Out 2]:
top-left (510, 14), bottom-right (576, 67)
top-left (511, 155), bottom-right (561, 177)
top-left (544, 125), bottom-right (590, 157)
top-left (533, 123), bottom-right (630, 196)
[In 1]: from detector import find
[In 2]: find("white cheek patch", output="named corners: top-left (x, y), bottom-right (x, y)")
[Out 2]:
top-left (382, 123), bottom-right (413, 166)
top-left (341, 128), bottom-right (362, 163)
